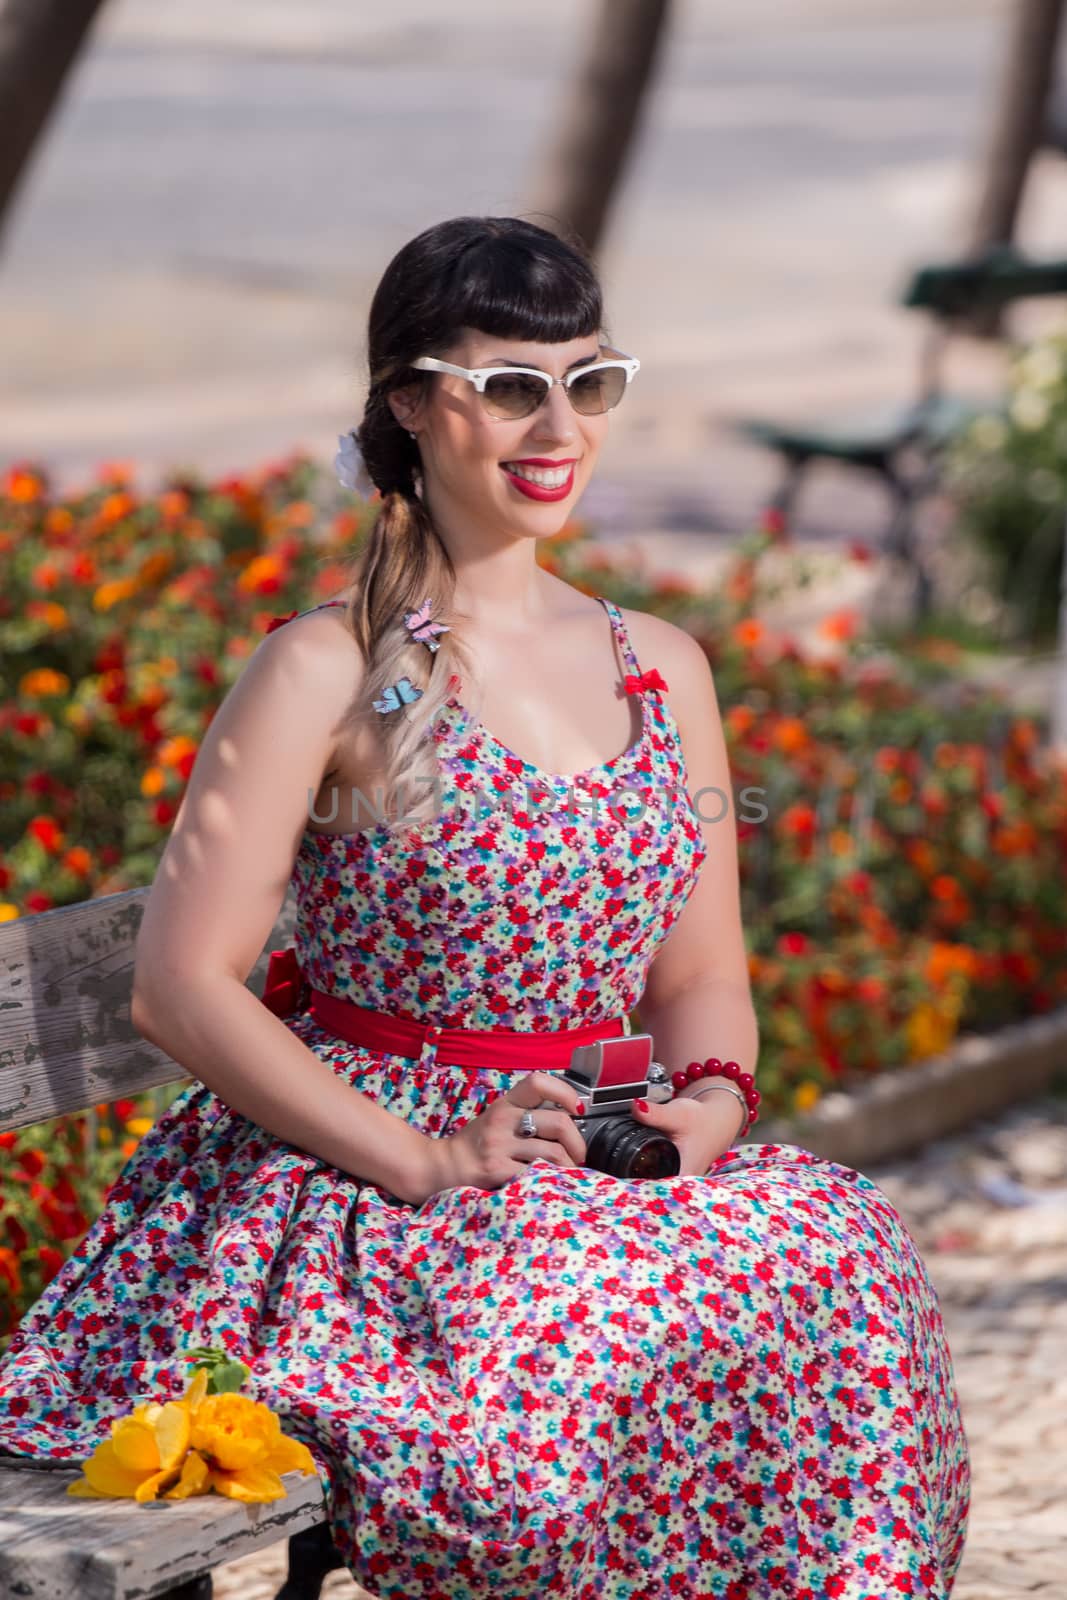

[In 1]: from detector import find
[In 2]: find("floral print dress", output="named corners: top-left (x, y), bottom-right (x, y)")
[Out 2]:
top-left (0, 595), bottom-right (970, 1599)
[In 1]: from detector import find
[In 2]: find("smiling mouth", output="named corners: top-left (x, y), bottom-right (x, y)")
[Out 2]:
top-left (499, 461), bottom-right (576, 488)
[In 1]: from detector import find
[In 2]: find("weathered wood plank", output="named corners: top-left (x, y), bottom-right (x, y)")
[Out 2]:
top-left (0, 1461), bottom-right (324, 1599)
top-left (0, 888), bottom-right (297, 1133)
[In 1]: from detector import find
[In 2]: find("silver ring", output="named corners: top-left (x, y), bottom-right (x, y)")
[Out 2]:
top-left (517, 1110), bottom-right (538, 1139)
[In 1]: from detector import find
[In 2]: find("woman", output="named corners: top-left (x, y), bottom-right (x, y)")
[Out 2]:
top-left (0, 216), bottom-right (970, 1599)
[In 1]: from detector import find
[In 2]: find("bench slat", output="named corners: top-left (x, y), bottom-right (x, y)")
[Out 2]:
top-left (0, 888), bottom-right (296, 1133)
top-left (0, 1461), bottom-right (323, 1598)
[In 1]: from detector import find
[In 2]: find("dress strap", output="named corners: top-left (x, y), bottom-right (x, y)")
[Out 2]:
top-left (265, 599), bottom-right (347, 634)
top-left (596, 595), bottom-right (643, 679)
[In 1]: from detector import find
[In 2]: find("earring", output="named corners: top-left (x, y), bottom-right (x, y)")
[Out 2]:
top-left (408, 430), bottom-right (417, 440)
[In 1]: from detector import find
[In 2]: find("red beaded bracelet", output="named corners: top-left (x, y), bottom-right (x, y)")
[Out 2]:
top-left (670, 1057), bottom-right (761, 1135)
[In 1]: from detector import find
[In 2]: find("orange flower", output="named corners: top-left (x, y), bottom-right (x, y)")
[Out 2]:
top-left (237, 554), bottom-right (286, 596)
top-left (159, 489), bottom-right (191, 521)
top-left (100, 492), bottom-right (138, 528)
top-left (926, 942), bottom-right (979, 986)
top-left (0, 1247), bottom-right (22, 1297)
top-left (138, 551), bottom-right (173, 585)
top-left (32, 561), bottom-right (62, 591)
top-left (906, 840), bottom-right (936, 876)
top-left (93, 577), bottom-right (139, 612)
top-left (158, 736), bottom-right (198, 777)
top-left (4, 467), bottom-right (44, 503)
top-left (44, 507), bottom-right (74, 536)
top-left (772, 716), bottom-right (809, 755)
top-left (141, 767), bottom-right (166, 797)
top-left (993, 820), bottom-right (1038, 856)
top-left (63, 846), bottom-right (93, 878)
top-left (25, 600), bottom-right (70, 630)
top-left (19, 668), bottom-right (70, 698)
top-left (732, 619), bottom-right (764, 649)
top-left (726, 705), bottom-right (757, 738)
top-left (818, 610), bottom-right (858, 642)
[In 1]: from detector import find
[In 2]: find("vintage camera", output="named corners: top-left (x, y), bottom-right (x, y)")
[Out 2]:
top-left (534, 1032), bottom-right (678, 1180)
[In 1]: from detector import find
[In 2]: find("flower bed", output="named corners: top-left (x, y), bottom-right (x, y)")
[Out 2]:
top-left (2, 454), bottom-right (1065, 1344)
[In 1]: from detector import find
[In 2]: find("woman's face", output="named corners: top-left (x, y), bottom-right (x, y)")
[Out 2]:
top-left (391, 327), bottom-right (610, 539)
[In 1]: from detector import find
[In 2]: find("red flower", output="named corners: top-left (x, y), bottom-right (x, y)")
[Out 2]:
top-left (5, 1215), bottom-right (29, 1253)
top-left (38, 1245), bottom-right (65, 1282)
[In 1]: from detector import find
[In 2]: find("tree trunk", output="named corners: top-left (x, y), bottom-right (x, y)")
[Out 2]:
top-left (966, 0), bottom-right (1066, 335)
top-left (521, 0), bottom-right (674, 258)
top-left (0, 0), bottom-right (108, 251)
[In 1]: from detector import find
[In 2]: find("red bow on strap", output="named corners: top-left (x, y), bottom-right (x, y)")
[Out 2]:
top-left (624, 668), bottom-right (668, 695)
top-left (265, 610), bottom-right (298, 634)
top-left (261, 948), bottom-right (308, 1017)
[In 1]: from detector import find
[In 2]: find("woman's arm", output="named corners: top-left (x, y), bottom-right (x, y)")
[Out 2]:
top-left (130, 608), bottom-right (433, 1206)
top-left (628, 613), bottom-right (760, 1151)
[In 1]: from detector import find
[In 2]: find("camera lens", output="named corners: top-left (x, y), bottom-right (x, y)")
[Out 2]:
top-left (584, 1117), bottom-right (680, 1180)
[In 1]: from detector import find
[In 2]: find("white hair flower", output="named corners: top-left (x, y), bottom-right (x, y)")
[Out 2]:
top-left (334, 431), bottom-right (375, 496)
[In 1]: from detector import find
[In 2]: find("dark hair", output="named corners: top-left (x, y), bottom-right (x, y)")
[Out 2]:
top-left (344, 215), bottom-right (609, 833)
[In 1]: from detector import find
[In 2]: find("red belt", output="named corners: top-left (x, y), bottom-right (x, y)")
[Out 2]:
top-left (260, 947), bottom-right (630, 1071)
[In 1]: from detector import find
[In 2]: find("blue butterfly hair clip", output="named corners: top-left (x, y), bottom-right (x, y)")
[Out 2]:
top-left (372, 677), bottom-right (423, 715)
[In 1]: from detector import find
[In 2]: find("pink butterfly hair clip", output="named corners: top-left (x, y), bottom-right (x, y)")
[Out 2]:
top-left (403, 598), bottom-right (450, 653)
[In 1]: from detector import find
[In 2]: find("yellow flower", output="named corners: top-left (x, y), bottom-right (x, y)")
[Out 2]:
top-left (66, 1364), bottom-right (317, 1503)
top-left (793, 1081), bottom-right (822, 1114)
top-left (67, 1378), bottom-right (200, 1503)
top-left (0, 904), bottom-right (19, 923)
top-left (189, 1392), bottom-right (317, 1502)
top-left (905, 1000), bottom-right (959, 1061)
top-left (124, 1117), bottom-right (154, 1136)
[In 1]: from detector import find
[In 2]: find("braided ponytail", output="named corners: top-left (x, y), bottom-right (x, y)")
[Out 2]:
top-left (340, 214), bottom-right (606, 837)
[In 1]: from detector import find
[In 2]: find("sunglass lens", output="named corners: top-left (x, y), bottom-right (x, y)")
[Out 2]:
top-left (569, 366), bottom-right (627, 414)
top-left (483, 373), bottom-right (550, 419)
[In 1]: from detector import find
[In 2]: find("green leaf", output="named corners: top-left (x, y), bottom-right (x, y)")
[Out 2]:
top-left (207, 1358), bottom-right (251, 1395)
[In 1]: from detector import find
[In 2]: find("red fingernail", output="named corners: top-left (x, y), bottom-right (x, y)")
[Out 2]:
top-left (575, 1100), bottom-right (586, 1115)
top-left (634, 1098), bottom-right (649, 1112)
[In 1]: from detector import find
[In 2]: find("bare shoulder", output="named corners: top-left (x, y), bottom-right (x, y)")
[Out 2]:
top-left (617, 604), bottom-right (713, 695)
top-left (248, 601), bottom-right (366, 715)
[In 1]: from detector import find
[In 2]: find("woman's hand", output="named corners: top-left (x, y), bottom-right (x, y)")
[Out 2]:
top-left (631, 1089), bottom-right (744, 1176)
top-left (414, 1071), bottom-right (588, 1204)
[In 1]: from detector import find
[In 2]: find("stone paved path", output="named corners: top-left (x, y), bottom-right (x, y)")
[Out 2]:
top-left (210, 1087), bottom-right (1067, 1599)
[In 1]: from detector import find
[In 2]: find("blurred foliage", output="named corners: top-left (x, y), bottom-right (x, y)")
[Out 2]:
top-left (2, 455), bottom-right (1066, 1345)
top-left (946, 325), bottom-right (1067, 646)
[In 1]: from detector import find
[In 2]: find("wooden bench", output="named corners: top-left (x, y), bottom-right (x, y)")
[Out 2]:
top-left (733, 245), bottom-right (1067, 616)
top-left (0, 889), bottom-right (345, 1600)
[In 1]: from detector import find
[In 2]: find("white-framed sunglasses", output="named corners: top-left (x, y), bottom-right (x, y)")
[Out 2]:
top-left (410, 346), bottom-right (640, 420)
